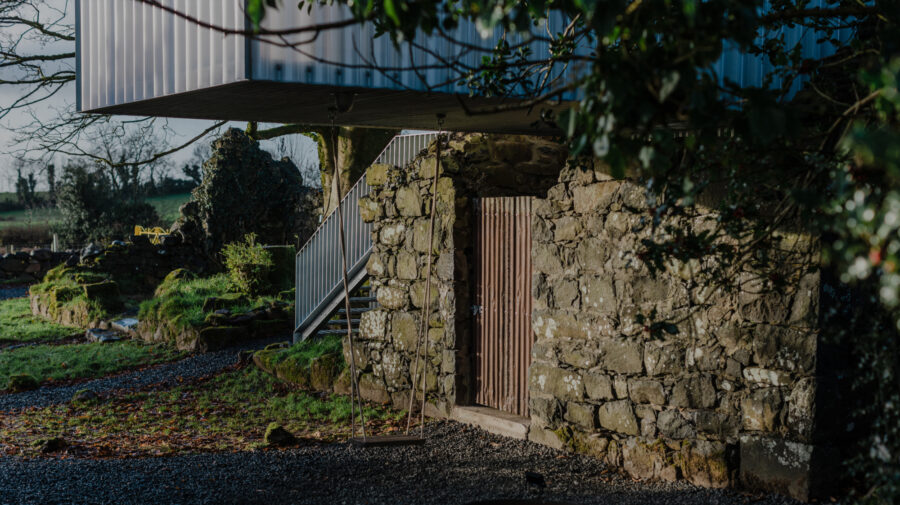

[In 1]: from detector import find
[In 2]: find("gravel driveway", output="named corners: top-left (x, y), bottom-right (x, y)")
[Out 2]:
top-left (0, 421), bottom-right (800, 505)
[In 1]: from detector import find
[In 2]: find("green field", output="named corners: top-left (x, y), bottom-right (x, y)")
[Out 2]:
top-left (0, 193), bottom-right (191, 231)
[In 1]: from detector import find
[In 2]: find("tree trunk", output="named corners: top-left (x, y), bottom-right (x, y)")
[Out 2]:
top-left (314, 127), bottom-right (398, 216)
top-left (249, 122), bottom-right (397, 217)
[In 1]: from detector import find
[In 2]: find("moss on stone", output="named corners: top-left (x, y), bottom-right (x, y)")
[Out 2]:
top-left (82, 281), bottom-right (122, 310)
top-left (255, 335), bottom-right (347, 393)
top-left (552, 425), bottom-right (577, 452)
top-left (252, 349), bottom-right (279, 373)
top-left (263, 422), bottom-right (296, 447)
top-left (275, 356), bottom-right (311, 388)
top-left (7, 373), bottom-right (38, 392)
top-left (29, 265), bottom-right (123, 327)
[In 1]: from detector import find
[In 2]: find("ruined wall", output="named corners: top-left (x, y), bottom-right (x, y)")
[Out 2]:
top-left (355, 133), bottom-right (566, 413)
top-left (0, 249), bottom-right (75, 282)
top-left (527, 158), bottom-right (826, 500)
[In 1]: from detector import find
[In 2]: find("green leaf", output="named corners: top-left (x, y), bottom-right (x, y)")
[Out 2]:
top-left (247, 0), bottom-right (266, 30)
top-left (383, 0), bottom-right (400, 26)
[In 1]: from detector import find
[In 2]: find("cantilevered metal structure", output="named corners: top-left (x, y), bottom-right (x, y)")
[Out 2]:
top-left (75, 1), bottom-right (848, 133)
top-left (75, 0), bottom-right (580, 133)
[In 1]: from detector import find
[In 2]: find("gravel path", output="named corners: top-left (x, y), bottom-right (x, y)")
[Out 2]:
top-left (0, 421), bottom-right (799, 505)
top-left (0, 286), bottom-right (29, 300)
top-left (0, 336), bottom-right (287, 411)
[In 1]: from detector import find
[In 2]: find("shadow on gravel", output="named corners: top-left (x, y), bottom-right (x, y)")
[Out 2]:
top-left (466, 501), bottom-right (577, 505)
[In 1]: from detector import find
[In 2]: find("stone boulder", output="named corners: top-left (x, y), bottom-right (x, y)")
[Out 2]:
top-left (264, 423), bottom-right (297, 447)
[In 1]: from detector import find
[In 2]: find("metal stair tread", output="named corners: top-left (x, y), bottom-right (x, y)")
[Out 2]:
top-left (324, 319), bottom-right (361, 326)
top-left (337, 308), bottom-right (371, 315)
top-left (315, 328), bottom-right (359, 337)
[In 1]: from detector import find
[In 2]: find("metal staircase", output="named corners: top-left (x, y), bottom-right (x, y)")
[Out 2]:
top-left (294, 132), bottom-right (438, 342)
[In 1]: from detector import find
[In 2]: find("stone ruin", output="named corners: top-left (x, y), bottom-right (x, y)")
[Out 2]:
top-left (172, 128), bottom-right (322, 261)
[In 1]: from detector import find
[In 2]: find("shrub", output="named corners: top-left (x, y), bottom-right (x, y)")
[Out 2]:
top-left (221, 233), bottom-right (274, 296)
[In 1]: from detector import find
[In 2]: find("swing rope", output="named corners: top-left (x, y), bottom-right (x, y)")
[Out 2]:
top-left (406, 115), bottom-right (445, 437)
top-left (329, 106), bottom-right (367, 441)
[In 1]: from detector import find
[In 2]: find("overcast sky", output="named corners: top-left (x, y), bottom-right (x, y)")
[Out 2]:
top-left (0, 0), bottom-right (318, 192)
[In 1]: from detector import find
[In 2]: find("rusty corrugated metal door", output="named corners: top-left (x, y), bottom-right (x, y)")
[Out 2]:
top-left (474, 197), bottom-right (533, 417)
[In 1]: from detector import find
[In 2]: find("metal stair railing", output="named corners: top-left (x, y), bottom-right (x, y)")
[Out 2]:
top-left (294, 131), bottom-right (439, 341)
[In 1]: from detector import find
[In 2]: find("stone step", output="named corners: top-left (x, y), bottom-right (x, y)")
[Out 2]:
top-left (111, 317), bottom-right (139, 335)
top-left (449, 406), bottom-right (530, 440)
top-left (85, 328), bottom-right (124, 343)
top-left (349, 296), bottom-right (376, 303)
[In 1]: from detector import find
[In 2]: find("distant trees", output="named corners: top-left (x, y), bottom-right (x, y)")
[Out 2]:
top-left (13, 161), bottom-right (38, 209)
top-left (55, 162), bottom-right (159, 247)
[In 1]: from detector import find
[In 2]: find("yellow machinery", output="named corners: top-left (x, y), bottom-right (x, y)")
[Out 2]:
top-left (133, 225), bottom-right (170, 245)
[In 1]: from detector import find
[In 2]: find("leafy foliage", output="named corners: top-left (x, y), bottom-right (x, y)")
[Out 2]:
top-left (55, 162), bottom-right (160, 247)
top-left (221, 234), bottom-right (275, 296)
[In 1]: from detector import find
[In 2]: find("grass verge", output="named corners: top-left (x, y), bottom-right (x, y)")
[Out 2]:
top-left (0, 366), bottom-right (410, 458)
top-left (0, 298), bottom-right (79, 345)
top-left (0, 341), bottom-right (185, 391)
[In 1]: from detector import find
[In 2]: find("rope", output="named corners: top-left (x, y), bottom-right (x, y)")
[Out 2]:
top-left (406, 115), bottom-right (445, 436)
top-left (330, 106), bottom-right (367, 441)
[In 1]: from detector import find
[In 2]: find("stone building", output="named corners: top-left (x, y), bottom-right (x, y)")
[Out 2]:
top-left (352, 133), bottom-right (836, 501)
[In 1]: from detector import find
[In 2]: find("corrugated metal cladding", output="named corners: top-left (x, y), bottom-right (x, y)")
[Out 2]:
top-left (76, 0), bottom-right (851, 112)
top-left (77, 0), bottom-right (247, 111)
top-left (250, 4), bottom-right (578, 98)
top-left (474, 197), bottom-right (533, 418)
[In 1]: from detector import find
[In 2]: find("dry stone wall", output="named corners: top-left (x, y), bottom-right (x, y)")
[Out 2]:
top-left (0, 249), bottom-right (76, 282)
top-left (528, 158), bottom-right (826, 499)
top-left (355, 133), bottom-right (566, 413)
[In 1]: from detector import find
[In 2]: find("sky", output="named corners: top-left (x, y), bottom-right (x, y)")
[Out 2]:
top-left (0, 0), bottom-right (318, 193)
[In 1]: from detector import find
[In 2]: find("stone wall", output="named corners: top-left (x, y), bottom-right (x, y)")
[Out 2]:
top-left (353, 136), bottom-right (831, 500)
top-left (355, 133), bottom-right (566, 411)
top-left (0, 249), bottom-right (76, 282)
top-left (527, 158), bottom-right (827, 500)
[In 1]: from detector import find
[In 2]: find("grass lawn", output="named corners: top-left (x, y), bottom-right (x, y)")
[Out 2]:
top-left (0, 341), bottom-right (185, 392)
top-left (0, 193), bottom-right (191, 231)
top-left (0, 366), bottom-right (409, 458)
top-left (0, 298), bottom-right (79, 345)
top-left (0, 207), bottom-right (59, 230)
top-left (148, 193), bottom-right (192, 225)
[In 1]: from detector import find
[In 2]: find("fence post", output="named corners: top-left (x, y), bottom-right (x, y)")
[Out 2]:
top-left (52, 234), bottom-right (59, 252)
